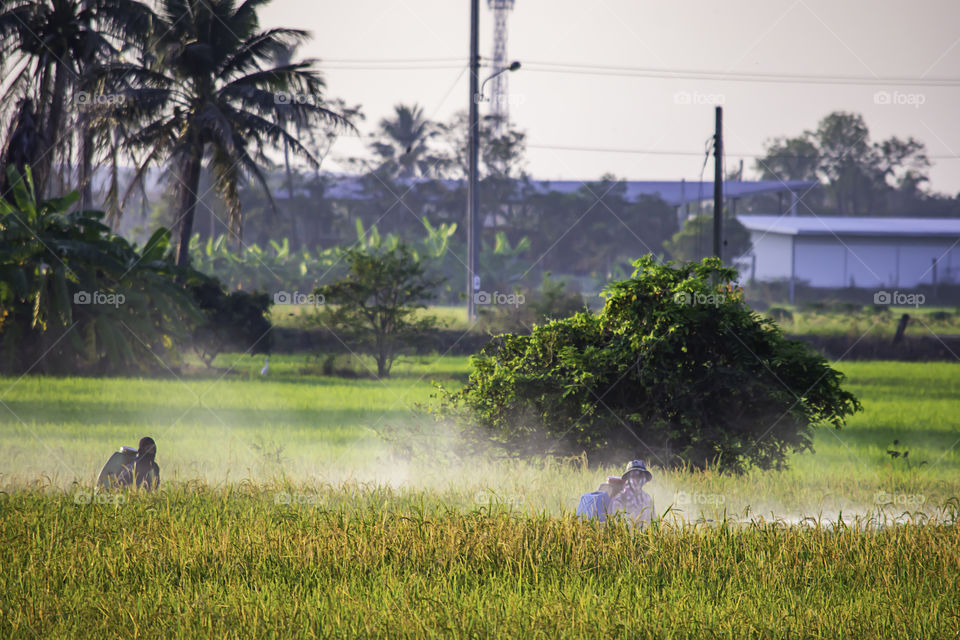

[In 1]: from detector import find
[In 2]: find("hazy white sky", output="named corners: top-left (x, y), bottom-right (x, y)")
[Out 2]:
top-left (259, 0), bottom-right (960, 196)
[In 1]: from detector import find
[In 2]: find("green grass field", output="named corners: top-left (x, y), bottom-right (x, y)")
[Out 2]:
top-left (2, 357), bottom-right (959, 637)
top-left (272, 302), bottom-right (960, 341)
top-left (772, 305), bottom-right (960, 338)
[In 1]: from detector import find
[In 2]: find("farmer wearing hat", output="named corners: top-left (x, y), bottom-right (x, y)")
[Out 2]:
top-left (609, 459), bottom-right (653, 525)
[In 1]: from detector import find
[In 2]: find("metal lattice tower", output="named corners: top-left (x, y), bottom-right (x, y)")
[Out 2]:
top-left (487, 0), bottom-right (515, 134)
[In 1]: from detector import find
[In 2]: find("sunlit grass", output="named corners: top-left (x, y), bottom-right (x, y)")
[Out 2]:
top-left (272, 302), bottom-right (960, 338)
top-left (270, 303), bottom-right (471, 331)
top-left (2, 484), bottom-right (958, 638)
top-left (768, 305), bottom-right (960, 338)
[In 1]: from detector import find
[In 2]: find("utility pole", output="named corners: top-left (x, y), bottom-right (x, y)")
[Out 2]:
top-left (466, 0), bottom-right (480, 320)
top-left (712, 105), bottom-right (724, 260)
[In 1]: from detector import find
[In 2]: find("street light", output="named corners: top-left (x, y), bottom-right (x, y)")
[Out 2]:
top-left (477, 60), bottom-right (522, 102)
top-left (466, 59), bottom-right (521, 321)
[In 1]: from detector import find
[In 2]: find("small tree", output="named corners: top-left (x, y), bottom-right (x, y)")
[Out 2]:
top-left (664, 213), bottom-right (751, 262)
top-left (440, 256), bottom-right (861, 472)
top-left (314, 245), bottom-right (442, 377)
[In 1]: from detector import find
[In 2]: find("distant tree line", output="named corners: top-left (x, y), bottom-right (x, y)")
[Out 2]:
top-left (752, 111), bottom-right (954, 217)
top-left (157, 106), bottom-right (959, 290)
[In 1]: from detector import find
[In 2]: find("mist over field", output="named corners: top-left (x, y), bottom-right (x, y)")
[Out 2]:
top-left (3, 359), bottom-right (956, 527)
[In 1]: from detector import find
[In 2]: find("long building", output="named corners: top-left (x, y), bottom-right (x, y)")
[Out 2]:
top-left (737, 215), bottom-right (960, 299)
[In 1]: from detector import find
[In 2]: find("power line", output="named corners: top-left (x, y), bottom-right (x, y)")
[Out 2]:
top-left (322, 64), bottom-right (466, 70)
top-left (316, 58), bottom-right (960, 86)
top-left (527, 143), bottom-right (960, 160)
top-left (520, 61), bottom-right (960, 87)
top-left (320, 57), bottom-right (466, 63)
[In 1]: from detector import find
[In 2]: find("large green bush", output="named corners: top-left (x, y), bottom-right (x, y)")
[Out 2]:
top-left (441, 256), bottom-right (861, 472)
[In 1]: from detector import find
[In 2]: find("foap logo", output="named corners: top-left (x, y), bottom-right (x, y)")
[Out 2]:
top-left (474, 291), bottom-right (525, 307)
top-left (273, 491), bottom-right (321, 506)
top-left (73, 290), bottom-right (125, 308)
top-left (274, 91), bottom-right (323, 106)
top-left (474, 490), bottom-right (525, 508)
top-left (873, 290), bottom-right (925, 307)
top-left (74, 92), bottom-right (127, 108)
top-left (674, 291), bottom-right (725, 307)
top-left (273, 291), bottom-right (324, 306)
top-left (673, 90), bottom-right (725, 106)
top-left (676, 490), bottom-right (725, 506)
top-left (873, 90), bottom-right (926, 109)
top-left (874, 491), bottom-right (925, 507)
top-left (74, 492), bottom-right (126, 506)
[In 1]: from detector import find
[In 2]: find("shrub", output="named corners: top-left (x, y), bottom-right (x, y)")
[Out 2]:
top-left (476, 272), bottom-right (588, 334)
top-left (664, 213), bottom-right (751, 261)
top-left (766, 307), bottom-right (794, 323)
top-left (190, 279), bottom-right (272, 366)
top-left (440, 256), bottom-right (862, 472)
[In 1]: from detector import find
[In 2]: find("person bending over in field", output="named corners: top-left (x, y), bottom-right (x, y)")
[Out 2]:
top-left (609, 459), bottom-right (653, 525)
top-left (98, 437), bottom-right (161, 491)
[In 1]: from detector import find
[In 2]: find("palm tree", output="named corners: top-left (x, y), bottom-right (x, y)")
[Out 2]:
top-left (112, 0), bottom-right (352, 265)
top-left (0, 0), bottom-right (154, 199)
top-left (370, 103), bottom-right (445, 179)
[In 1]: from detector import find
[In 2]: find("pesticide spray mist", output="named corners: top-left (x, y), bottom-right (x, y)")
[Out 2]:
top-left (0, 406), bottom-right (950, 527)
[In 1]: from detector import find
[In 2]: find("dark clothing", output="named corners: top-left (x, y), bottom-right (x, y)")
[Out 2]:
top-left (117, 458), bottom-right (160, 490)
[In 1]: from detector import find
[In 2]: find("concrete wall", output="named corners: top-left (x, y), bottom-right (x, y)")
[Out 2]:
top-left (747, 232), bottom-right (793, 281)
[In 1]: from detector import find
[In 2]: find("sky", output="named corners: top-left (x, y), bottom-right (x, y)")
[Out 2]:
top-left (258, 0), bottom-right (960, 197)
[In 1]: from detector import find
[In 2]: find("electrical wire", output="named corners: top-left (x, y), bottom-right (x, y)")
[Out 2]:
top-left (314, 58), bottom-right (960, 86)
top-left (519, 60), bottom-right (960, 87)
top-left (527, 143), bottom-right (960, 161)
top-left (322, 64), bottom-right (466, 70)
top-left (321, 57), bottom-right (466, 63)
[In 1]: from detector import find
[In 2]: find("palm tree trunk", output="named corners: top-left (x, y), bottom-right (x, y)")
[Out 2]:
top-left (175, 149), bottom-right (203, 266)
top-left (35, 64), bottom-right (69, 198)
top-left (79, 120), bottom-right (94, 210)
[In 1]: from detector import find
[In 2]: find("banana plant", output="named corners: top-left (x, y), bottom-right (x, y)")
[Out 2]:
top-left (478, 231), bottom-right (533, 292)
top-left (0, 166), bottom-right (201, 373)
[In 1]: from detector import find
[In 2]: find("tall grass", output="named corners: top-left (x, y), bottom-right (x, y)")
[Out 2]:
top-left (2, 485), bottom-right (958, 638)
top-left (2, 358), bottom-right (959, 637)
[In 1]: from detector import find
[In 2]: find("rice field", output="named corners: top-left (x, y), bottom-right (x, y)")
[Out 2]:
top-left (1, 357), bottom-right (959, 637)
top-left (271, 302), bottom-right (960, 338)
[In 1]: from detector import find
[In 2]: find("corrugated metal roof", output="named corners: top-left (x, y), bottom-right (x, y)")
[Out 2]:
top-left (306, 178), bottom-right (816, 206)
top-left (738, 215), bottom-right (960, 237)
top-left (519, 180), bottom-right (816, 206)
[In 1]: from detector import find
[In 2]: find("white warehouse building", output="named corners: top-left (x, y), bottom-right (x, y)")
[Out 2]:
top-left (737, 216), bottom-right (960, 296)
